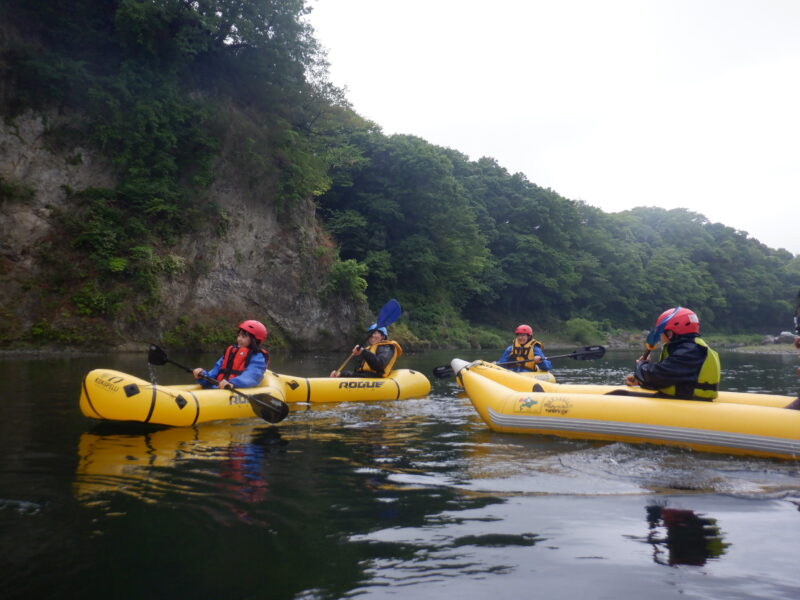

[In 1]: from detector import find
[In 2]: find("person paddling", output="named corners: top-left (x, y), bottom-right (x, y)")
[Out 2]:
top-left (794, 288), bottom-right (800, 375)
top-left (329, 323), bottom-right (403, 378)
top-left (497, 324), bottom-right (552, 372)
top-left (625, 307), bottom-right (720, 400)
top-left (193, 320), bottom-right (270, 389)
top-left (791, 290), bottom-right (800, 407)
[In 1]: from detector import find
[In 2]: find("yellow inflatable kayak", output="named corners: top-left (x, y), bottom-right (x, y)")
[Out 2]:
top-left (454, 359), bottom-right (794, 408)
top-left (451, 358), bottom-right (800, 460)
top-left (80, 367), bottom-right (431, 427)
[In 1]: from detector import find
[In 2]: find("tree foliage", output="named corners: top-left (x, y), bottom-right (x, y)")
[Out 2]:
top-left (1, 1), bottom-right (797, 344)
top-left (319, 142), bottom-right (798, 334)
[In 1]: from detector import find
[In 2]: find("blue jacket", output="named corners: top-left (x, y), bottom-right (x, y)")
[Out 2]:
top-left (498, 344), bottom-right (552, 372)
top-left (199, 348), bottom-right (267, 388)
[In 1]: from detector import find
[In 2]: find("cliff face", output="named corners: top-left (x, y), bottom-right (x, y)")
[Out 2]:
top-left (0, 111), bottom-right (363, 350)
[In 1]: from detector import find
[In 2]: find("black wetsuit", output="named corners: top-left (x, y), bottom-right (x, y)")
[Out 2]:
top-left (634, 333), bottom-right (714, 399)
top-left (352, 344), bottom-right (396, 377)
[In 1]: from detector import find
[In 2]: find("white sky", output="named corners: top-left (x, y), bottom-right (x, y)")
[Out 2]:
top-left (306, 0), bottom-right (800, 255)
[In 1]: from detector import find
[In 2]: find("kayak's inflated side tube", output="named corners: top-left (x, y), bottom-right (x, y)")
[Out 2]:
top-left (452, 359), bottom-right (800, 460)
top-left (268, 369), bottom-right (430, 404)
top-left (80, 367), bottom-right (431, 426)
top-left (80, 369), bottom-right (273, 426)
top-left (452, 359), bottom-right (795, 409)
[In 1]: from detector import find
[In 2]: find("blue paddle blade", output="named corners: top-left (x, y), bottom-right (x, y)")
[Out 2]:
top-left (375, 298), bottom-right (402, 328)
top-left (646, 306), bottom-right (681, 347)
top-left (645, 327), bottom-right (662, 348)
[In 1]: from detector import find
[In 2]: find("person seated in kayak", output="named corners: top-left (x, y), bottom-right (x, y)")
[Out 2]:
top-left (496, 324), bottom-right (552, 372)
top-left (625, 307), bottom-right (720, 400)
top-left (794, 291), bottom-right (800, 375)
top-left (329, 323), bottom-right (403, 378)
top-left (792, 294), bottom-right (800, 405)
top-left (192, 320), bottom-right (270, 389)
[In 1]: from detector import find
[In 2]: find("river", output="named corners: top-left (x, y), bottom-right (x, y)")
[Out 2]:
top-left (2, 348), bottom-right (800, 599)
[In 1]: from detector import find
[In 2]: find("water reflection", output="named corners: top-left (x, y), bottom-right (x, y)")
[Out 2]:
top-left (74, 421), bottom-right (287, 525)
top-left (644, 505), bottom-right (729, 566)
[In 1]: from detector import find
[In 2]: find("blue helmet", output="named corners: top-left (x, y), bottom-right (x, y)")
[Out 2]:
top-left (367, 323), bottom-right (388, 338)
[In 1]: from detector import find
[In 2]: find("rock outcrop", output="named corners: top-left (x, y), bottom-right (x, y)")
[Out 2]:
top-left (0, 111), bottom-right (363, 350)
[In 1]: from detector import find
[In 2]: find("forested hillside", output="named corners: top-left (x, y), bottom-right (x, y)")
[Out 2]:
top-left (1, 0), bottom-right (798, 350)
top-left (319, 134), bottom-right (800, 338)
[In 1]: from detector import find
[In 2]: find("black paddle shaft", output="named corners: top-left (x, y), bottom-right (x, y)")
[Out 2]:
top-left (495, 345), bottom-right (605, 366)
top-left (432, 345), bottom-right (606, 379)
top-left (147, 344), bottom-right (289, 423)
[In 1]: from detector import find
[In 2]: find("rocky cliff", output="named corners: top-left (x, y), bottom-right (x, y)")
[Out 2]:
top-left (0, 111), bottom-right (363, 351)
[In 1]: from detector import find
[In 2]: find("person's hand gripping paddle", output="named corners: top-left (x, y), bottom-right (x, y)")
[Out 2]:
top-left (331, 299), bottom-right (402, 377)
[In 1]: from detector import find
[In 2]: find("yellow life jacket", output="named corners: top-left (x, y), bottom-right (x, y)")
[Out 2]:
top-left (658, 337), bottom-right (720, 400)
top-left (358, 340), bottom-right (403, 377)
top-left (509, 338), bottom-right (544, 372)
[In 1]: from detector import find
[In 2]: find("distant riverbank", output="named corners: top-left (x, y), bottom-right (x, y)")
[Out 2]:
top-left (1, 333), bottom-right (795, 357)
top-left (727, 343), bottom-right (798, 354)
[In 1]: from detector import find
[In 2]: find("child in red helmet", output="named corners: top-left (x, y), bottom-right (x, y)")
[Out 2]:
top-left (193, 320), bottom-right (270, 389)
top-left (626, 307), bottom-right (720, 400)
top-left (496, 324), bottom-right (552, 372)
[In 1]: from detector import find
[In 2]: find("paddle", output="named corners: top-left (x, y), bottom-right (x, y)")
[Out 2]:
top-left (639, 306), bottom-right (682, 362)
top-left (331, 299), bottom-right (403, 376)
top-left (147, 344), bottom-right (289, 424)
top-left (431, 345), bottom-right (606, 379)
top-left (626, 344), bottom-right (656, 388)
top-left (626, 308), bottom-right (682, 387)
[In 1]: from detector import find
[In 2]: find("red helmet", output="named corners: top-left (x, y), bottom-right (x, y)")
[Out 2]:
top-left (655, 307), bottom-right (700, 336)
top-left (515, 324), bottom-right (533, 336)
top-left (239, 319), bottom-right (267, 343)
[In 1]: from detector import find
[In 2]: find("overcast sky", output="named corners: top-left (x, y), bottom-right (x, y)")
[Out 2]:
top-left (306, 0), bottom-right (800, 255)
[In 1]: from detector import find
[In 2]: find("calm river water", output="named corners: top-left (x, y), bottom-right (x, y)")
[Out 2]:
top-left (2, 348), bottom-right (800, 599)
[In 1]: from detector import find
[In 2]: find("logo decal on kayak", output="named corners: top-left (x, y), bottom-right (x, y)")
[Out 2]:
top-left (338, 381), bottom-right (385, 389)
top-left (94, 374), bottom-right (124, 392)
top-left (228, 394), bottom-right (249, 406)
top-left (542, 398), bottom-right (571, 416)
top-left (516, 396), bottom-right (542, 414)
